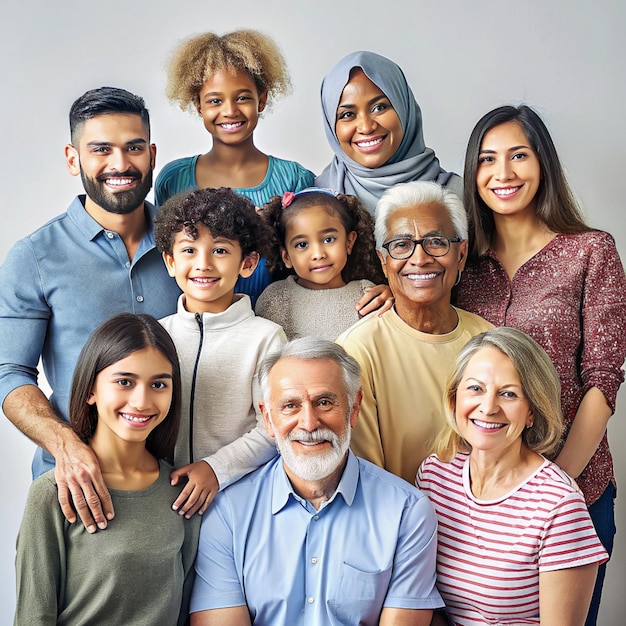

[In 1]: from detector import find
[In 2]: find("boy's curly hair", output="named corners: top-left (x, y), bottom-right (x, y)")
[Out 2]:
top-left (260, 192), bottom-right (386, 285)
top-left (165, 29), bottom-right (291, 113)
top-left (154, 187), bottom-right (271, 258)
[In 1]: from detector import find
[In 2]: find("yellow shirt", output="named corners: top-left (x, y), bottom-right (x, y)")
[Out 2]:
top-left (337, 307), bottom-right (492, 484)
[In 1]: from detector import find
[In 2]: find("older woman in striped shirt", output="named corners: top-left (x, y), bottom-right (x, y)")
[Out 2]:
top-left (417, 327), bottom-right (607, 626)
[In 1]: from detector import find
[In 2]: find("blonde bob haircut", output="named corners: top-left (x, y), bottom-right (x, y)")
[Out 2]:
top-left (165, 29), bottom-right (291, 113)
top-left (434, 326), bottom-right (563, 462)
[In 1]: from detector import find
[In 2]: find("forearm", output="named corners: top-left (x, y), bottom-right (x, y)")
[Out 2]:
top-left (554, 387), bottom-right (611, 479)
top-left (205, 424), bottom-right (277, 489)
top-left (4, 384), bottom-right (113, 530)
top-left (3, 384), bottom-right (77, 455)
top-left (379, 607), bottom-right (433, 625)
top-left (190, 606), bottom-right (251, 626)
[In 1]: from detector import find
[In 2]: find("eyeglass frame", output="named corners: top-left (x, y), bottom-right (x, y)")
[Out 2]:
top-left (381, 236), bottom-right (463, 260)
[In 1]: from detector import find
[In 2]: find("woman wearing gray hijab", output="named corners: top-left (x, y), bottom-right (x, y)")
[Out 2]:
top-left (315, 51), bottom-right (462, 215)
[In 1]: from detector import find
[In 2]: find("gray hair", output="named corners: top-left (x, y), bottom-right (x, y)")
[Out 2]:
top-left (259, 338), bottom-right (361, 408)
top-left (374, 181), bottom-right (468, 251)
top-left (435, 326), bottom-right (563, 461)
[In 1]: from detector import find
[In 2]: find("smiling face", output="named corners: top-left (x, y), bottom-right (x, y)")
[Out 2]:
top-left (378, 202), bottom-right (467, 318)
top-left (455, 346), bottom-right (534, 457)
top-left (335, 68), bottom-right (403, 168)
top-left (280, 205), bottom-right (357, 290)
top-left (260, 357), bottom-right (360, 483)
top-left (65, 113), bottom-right (156, 216)
top-left (197, 67), bottom-right (267, 146)
top-left (88, 346), bottom-right (173, 447)
top-left (476, 121), bottom-right (542, 219)
top-left (163, 223), bottom-right (257, 314)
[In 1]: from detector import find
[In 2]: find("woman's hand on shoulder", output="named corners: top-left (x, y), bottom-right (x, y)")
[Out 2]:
top-left (357, 284), bottom-right (394, 317)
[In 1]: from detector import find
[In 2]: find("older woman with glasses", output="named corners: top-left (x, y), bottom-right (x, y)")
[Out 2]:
top-left (337, 181), bottom-right (492, 484)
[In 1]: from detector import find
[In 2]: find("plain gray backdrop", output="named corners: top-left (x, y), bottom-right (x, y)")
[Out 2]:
top-left (1, 1), bottom-right (624, 623)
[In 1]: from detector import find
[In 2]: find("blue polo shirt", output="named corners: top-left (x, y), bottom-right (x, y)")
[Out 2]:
top-left (0, 196), bottom-right (181, 477)
top-left (191, 451), bottom-right (442, 624)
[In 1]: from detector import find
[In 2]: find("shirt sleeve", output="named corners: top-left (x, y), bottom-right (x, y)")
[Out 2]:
top-left (154, 158), bottom-right (196, 208)
top-left (0, 239), bottom-right (50, 405)
top-left (538, 489), bottom-right (609, 572)
top-left (383, 492), bottom-right (444, 609)
top-left (154, 166), bottom-right (170, 207)
top-left (190, 493), bottom-right (247, 613)
top-left (336, 333), bottom-right (385, 469)
top-left (178, 515), bottom-right (201, 626)
top-left (579, 232), bottom-right (626, 411)
top-left (204, 328), bottom-right (287, 488)
top-left (14, 474), bottom-right (66, 625)
top-left (293, 164), bottom-right (316, 192)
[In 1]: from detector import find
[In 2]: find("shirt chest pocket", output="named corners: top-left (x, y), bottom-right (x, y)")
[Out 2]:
top-left (328, 561), bottom-right (392, 625)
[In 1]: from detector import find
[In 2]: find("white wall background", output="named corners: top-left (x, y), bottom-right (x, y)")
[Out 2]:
top-left (1, 1), bottom-right (624, 623)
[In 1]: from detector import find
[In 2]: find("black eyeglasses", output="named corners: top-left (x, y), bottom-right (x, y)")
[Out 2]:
top-left (382, 236), bottom-right (462, 260)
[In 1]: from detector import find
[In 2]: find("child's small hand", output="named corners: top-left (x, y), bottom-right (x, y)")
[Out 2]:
top-left (356, 284), bottom-right (394, 317)
top-left (170, 460), bottom-right (219, 519)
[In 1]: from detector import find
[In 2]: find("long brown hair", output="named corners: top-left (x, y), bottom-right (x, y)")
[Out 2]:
top-left (464, 105), bottom-right (589, 259)
top-left (69, 314), bottom-right (182, 463)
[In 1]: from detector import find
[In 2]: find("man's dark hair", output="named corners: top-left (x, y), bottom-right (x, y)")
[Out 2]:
top-left (69, 86), bottom-right (150, 145)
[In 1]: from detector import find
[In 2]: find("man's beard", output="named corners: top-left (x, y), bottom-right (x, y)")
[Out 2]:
top-left (81, 166), bottom-right (153, 215)
top-left (270, 417), bottom-right (351, 482)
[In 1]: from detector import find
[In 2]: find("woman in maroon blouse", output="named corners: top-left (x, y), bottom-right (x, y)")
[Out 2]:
top-left (455, 104), bottom-right (626, 626)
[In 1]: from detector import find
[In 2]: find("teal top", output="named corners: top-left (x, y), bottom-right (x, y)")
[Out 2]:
top-left (155, 154), bottom-right (315, 207)
top-left (154, 155), bottom-right (315, 304)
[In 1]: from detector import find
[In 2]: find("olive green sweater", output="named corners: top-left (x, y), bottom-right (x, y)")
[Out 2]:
top-left (14, 462), bottom-right (199, 625)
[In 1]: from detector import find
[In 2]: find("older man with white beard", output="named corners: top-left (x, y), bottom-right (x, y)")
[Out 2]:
top-left (189, 338), bottom-right (442, 626)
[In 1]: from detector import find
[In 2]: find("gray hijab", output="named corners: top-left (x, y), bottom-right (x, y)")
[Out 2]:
top-left (315, 51), bottom-right (462, 215)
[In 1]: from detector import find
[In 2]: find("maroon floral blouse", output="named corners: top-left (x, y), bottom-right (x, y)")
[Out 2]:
top-left (457, 231), bottom-right (626, 505)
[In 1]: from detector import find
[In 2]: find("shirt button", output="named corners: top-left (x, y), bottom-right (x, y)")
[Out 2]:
top-left (311, 557), bottom-right (318, 564)
top-left (136, 295), bottom-right (144, 303)
top-left (307, 597), bottom-right (314, 604)
top-left (313, 515), bottom-right (319, 521)
top-left (125, 261), bottom-right (130, 269)
top-left (106, 231), bottom-right (114, 239)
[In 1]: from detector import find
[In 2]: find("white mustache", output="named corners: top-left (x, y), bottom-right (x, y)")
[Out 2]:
top-left (288, 429), bottom-right (338, 445)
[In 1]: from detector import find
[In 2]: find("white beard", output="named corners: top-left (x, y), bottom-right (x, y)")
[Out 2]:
top-left (269, 418), bottom-right (351, 482)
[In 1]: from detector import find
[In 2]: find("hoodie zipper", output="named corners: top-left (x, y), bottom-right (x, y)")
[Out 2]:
top-left (188, 312), bottom-right (205, 462)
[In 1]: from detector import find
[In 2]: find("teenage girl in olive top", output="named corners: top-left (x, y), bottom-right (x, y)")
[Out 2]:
top-left (14, 314), bottom-right (198, 625)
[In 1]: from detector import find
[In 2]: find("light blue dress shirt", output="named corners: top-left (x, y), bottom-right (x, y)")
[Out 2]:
top-left (0, 196), bottom-right (181, 477)
top-left (191, 452), bottom-right (442, 625)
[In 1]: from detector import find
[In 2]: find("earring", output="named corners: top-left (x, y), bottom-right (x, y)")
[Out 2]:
top-left (454, 270), bottom-right (462, 287)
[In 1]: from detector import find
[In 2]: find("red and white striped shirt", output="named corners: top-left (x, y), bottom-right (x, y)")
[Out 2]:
top-left (417, 453), bottom-right (608, 625)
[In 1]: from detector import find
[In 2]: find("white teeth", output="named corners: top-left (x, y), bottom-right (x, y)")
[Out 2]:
top-left (356, 137), bottom-right (383, 148)
top-left (121, 413), bottom-right (151, 423)
top-left (106, 178), bottom-right (135, 186)
top-left (193, 277), bottom-right (217, 283)
top-left (220, 122), bottom-right (244, 129)
top-left (405, 272), bottom-right (439, 280)
top-left (473, 419), bottom-right (504, 429)
top-left (493, 187), bottom-right (520, 197)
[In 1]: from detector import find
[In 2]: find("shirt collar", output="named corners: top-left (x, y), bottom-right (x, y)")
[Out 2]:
top-left (67, 195), bottom-right (156, 244)
top-left (271, 450), bottom-right (359, 514)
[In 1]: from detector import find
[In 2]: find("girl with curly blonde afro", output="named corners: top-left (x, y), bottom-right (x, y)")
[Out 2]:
top-left (155, 29), bottom-right (315, 304)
